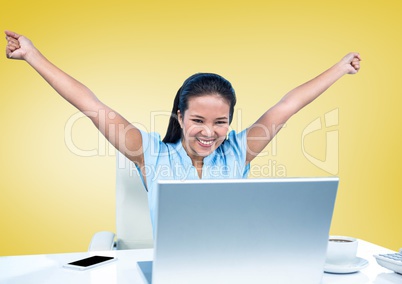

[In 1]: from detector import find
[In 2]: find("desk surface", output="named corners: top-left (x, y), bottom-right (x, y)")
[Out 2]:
top-left (0, 239), bottom-right (401, 284)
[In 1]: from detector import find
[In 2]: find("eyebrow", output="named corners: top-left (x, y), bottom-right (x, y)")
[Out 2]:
top-left (190, 114), bottom-right (228, 120)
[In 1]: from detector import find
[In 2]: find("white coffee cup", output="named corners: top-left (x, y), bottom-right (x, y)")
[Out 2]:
top-left (326, 236), bottom-right (358, 265)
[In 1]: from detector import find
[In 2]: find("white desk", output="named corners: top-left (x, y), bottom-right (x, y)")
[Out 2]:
top-left (0, 240), bottom-right (401, 284)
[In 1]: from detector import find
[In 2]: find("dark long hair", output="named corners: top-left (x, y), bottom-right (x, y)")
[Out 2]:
top-left (162, 73), bottom-right (236, 143)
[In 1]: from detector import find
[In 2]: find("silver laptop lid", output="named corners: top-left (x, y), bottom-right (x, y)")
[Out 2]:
top-left (151, 177), bottom-right (338, 284)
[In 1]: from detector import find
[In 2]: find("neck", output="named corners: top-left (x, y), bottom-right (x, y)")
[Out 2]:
top-left (181, 139), bottom-right (204, 168)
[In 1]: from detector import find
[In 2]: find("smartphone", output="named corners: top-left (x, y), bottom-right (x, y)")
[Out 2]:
top-left (63, 255), bottom-right (117, 270)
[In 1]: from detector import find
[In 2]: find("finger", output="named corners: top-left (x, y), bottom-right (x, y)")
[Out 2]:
top-left (351, 53), bottom-right (361, 63)
top-left (5, 44), bottom-right (18, 58)
top-left (5, 38), bottom-right (20, 53)
top-left (353, 57), bottom-right (361, 64)
top-left (6, 36), bottom-right (20, 47)
top-left (4, 30), bottom-right (21, 40)
top-left (347, 52), bottom-right (361, 63)
top-left (6, 36), bottom-right (19, 43)
top-left (7, 44), bottom-right (18, 52)
top-left (7, 39), bottom-right (20, 48)
top-left (6, 48), bottom-right (14, 58)
top-left (351, 62), bottom-right (360, 71)
top-left (352, 59), bottom-right (360, 67)
top-left (351, 58), bottom-right (360, 65)
top-left (8, 40), bottom-right (20, 49)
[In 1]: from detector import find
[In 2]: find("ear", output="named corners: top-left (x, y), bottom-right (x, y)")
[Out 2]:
top-left (177, 110), bottom-right (183, 128)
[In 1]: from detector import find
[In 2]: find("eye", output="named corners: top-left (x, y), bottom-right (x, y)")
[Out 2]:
top-left (192, 119), bottom-right (203, 124)
top-left (216, 120), bottom-right (228, 125)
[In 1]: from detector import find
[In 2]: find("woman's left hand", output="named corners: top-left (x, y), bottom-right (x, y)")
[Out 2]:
top-left (339, 52), bottom-right (361, 74)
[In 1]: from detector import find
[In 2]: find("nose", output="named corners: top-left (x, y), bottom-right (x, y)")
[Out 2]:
top-left (200, 124), bottom-right (214, 137)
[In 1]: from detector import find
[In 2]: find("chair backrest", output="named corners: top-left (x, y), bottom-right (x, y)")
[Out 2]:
top-left (115, 151), bottom-right (153, 249)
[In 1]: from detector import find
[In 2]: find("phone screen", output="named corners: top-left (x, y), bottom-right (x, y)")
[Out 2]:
top-left (67, 256), bottom-right (115, 267)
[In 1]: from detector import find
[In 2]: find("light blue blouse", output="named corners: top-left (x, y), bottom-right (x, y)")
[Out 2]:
top-left (138, 129), bottom-right (250, 228)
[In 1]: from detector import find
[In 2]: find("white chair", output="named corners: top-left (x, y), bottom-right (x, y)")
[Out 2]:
top-left (88, 151), bottom-right (154, 251)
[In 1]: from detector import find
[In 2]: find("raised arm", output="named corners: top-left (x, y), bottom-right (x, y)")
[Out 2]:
top-left (5, 31), bottom-right (144, 166)
top-left (246, 53), bottom-right (361, 164)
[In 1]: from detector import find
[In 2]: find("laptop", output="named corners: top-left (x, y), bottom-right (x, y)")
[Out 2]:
top-left (137, 177), bottom-right (338, 284)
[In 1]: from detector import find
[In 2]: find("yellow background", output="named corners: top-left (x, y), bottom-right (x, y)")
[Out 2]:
top-left (1, 0), bottom-right (401, 255)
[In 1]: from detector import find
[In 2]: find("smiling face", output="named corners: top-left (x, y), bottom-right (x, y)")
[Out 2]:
top-left (178, 94), bottom-right (230, 164)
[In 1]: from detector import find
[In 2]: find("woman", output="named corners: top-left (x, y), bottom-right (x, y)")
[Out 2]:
top-left (5, 30), bottom-right (361, 227)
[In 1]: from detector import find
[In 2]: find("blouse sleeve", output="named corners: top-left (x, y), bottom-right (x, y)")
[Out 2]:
top-left (223, 129), bottom-right (250, 178)
top-left (138, 129), bottom-right (167, 189)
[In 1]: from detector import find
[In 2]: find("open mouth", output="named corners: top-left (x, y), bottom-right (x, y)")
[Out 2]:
top-left (196, 138), bottom-right (215, 146)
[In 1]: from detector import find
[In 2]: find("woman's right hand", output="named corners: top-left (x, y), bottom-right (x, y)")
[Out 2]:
top-left (5, 30), bottom-right (34, 60)
top-left (4, 30), bottom-right (145, 170)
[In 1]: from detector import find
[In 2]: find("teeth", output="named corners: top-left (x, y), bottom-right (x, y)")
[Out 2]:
top-left (198, 139), bottom-right (213, 146)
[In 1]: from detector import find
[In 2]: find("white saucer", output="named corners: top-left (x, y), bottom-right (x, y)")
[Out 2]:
top-left (324, 257), bottom-right (369, 274)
